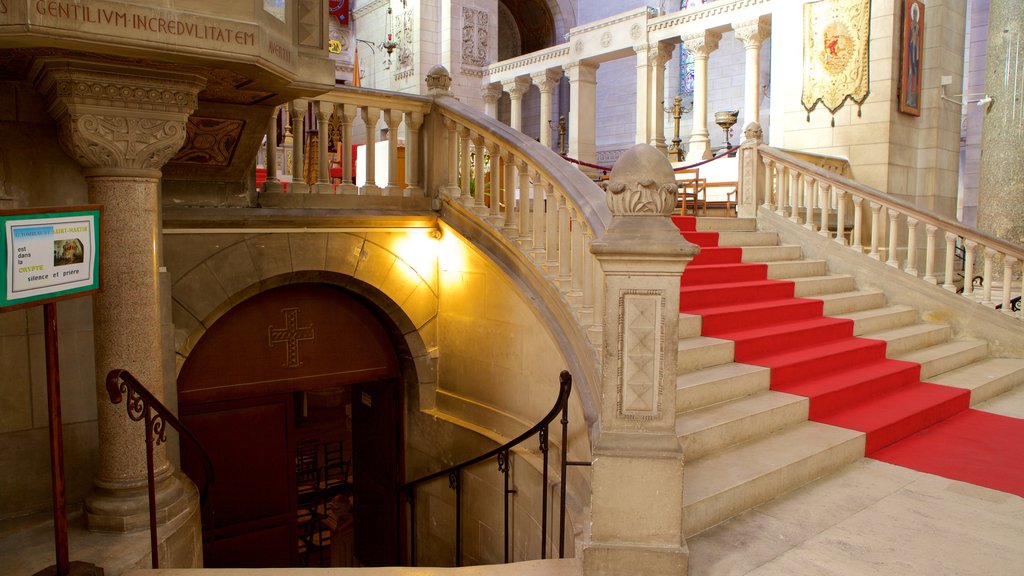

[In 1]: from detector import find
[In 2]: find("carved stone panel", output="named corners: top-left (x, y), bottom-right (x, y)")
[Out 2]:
top-left (616, 289), bottom-right (664, 420)
top-left (462, 7), bottom-right (488, 66)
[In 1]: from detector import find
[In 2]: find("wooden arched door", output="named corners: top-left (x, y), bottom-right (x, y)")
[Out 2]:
top-left (177, 282), bottom-right (403, 567)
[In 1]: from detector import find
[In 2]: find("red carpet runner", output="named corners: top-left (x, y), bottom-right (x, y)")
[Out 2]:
top-left (674, 216), bottom-right (1024, 497)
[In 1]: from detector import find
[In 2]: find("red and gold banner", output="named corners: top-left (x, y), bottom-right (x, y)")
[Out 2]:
top-left (801, 0), bottom-right (871, 125)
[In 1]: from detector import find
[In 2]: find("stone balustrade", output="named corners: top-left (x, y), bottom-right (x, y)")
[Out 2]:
top-left (739, 134), bottom-right (1023, 321)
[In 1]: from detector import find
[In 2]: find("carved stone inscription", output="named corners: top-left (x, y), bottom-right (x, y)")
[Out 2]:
top-left (462, 7), bottom-right (488, 66)
top-left (617, 289), bottom-right (664, 420)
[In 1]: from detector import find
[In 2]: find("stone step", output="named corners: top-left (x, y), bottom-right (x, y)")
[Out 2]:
top-left (740, 244), bottom-right (804, 263)
top-left (716, 231), bottom-right (780, 247)
top-left (679, 313), bottom-right (703, 339)
top-left (695, 217), bottom-right (757, 232)
top-left (791, 274), bottom-right (857, 297)
top-left (678, 336), bottom-right (735, 374)
top-left (817, 289), bottom-right (887, 315)
top-left (868, 322), bottom-right (952, 357)
top-left (926, 357), bottom-right (1024, 405)
top-left (895, 340), bottom-right (988, 380)
top-left (677, 390), bottom-right (808, 461)
top-left (676, 362), bottom-right (771, 414)
top-left (682, 421), bottom-right (865, 536)
top-left (766, 259), bottom-right (827, 280)
top-left (836, 305), bottom-right (918, 336)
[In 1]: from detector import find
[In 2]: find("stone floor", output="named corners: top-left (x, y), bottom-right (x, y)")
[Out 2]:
top-left (688, 384), bottom-right (1024, 576)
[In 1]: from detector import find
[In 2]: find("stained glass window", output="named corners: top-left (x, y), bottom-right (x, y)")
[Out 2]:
top-left (678, 0), bottom-right (709, 95)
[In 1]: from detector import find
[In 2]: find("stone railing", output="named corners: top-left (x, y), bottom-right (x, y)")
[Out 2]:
top-left (738, 134), bottom-right (1022, 320)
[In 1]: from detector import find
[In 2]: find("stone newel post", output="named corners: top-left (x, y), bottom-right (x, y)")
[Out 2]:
top-left (33, 58), bottom-right (205, 538)
top-left (738, 122), bottom-right (764, 218)
top-left (586, 144), bottom-right (698, 576)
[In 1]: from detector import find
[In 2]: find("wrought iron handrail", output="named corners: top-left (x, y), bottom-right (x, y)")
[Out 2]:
top-left (400, 370), bottom-right (580, 566)
top-left (105, 369), bottom-right (215, 569)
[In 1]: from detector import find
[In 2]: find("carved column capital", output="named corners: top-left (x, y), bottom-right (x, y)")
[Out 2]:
top-left (481, 82), bottom-right (502, 104)
top-left (502, 76), bottom-right (532, 100)
top-left (32, 58), bottom-right (205, 176)
top-left (650, 42), bottom-right (675, 68)
top-left (733, 17), bottom-right (771, 49)
top-left (681, 30), bottom-right (722, 58)
top-left (531, 68), bottom-right (563, 93)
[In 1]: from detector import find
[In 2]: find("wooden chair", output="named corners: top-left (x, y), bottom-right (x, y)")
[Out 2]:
top-left (674, 168), bottom-right (707, 216)
top-left (322, 441), bottom-right (350, 497)
top-left (704, 181), bottom-right (738, 217)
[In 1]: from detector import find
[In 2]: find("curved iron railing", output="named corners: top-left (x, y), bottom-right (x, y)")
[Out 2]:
top-left (400, 370), bottom-right (584, 566)
top-left (105, 369), bottom-right (215, 568)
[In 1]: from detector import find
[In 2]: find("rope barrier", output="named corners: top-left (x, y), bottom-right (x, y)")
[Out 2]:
top-left (559, 144), bottom-right (742, 175)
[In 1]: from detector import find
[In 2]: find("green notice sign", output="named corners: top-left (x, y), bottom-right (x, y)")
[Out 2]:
top-left (1, 205), bottom-right (102, 310)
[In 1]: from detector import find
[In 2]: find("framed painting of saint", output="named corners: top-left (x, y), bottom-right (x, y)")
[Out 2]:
top-left (899, 0), bottom-right (924, 116)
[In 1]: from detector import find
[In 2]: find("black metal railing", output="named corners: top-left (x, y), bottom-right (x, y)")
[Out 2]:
top-left (105, 369), bottom-right (215, 569)
top-left (400, 370), bottom-right (586, 566)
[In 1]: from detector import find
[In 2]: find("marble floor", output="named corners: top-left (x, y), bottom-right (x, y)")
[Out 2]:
top-left (688, 384), bottom-right (1024, 576)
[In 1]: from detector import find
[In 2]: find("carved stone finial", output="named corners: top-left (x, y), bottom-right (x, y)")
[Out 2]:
top-left (743, 122), bottom-right (763, 142)
top-left (426, 64), bottom-right (453, 95)
top-left (605, 144), bottom-right (679, 216)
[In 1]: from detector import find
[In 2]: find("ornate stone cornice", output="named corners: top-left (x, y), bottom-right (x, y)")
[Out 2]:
top-left (648, 0), bottom-right (771, 33)
top-left (32, 58), bottom-right (205, 175)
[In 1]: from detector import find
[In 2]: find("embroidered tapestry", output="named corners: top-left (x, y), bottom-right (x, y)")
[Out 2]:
top-left (801, 0), bottom-right (871, 125)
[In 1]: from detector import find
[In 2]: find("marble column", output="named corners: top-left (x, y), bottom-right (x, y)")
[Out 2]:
top-left (634, 44), bottom-right (652, 146)
top-left (289, 99), bottom-right (310, 193)
top-left (566, 61), bottom-right (599, 166)
top-left (262, 106), bottom-right (284, 194)
top-left (977, 0), bottom-right (1024, 245)
top-left (649, 42), bottom-right (675, 153)
top-left (313, 101), bottom-right (333, 194)
top-left (481, 83), bottom-right (502, 118)
top-left (587, 144), bottom-right (697, 576)
top-left (32, 58), bottom-right (205, 534)
top-left (503, 76), bottom-right (532, 131)
top-left (532, 69), bottom-right (562, 149)
top-left (733, 18), bottom-right (771, 137)
top-left (683, 31), bottom-right (721, 162)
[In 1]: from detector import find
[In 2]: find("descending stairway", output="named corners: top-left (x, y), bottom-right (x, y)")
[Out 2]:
top-left (674, 216), bottom-right (1024, 537)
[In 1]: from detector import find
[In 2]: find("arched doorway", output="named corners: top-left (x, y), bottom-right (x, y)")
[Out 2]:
top-left (177, 282), bottom-right (405, 568)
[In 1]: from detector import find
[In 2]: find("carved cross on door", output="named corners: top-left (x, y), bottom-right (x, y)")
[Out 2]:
top-left (268, 307), bottom-right (315, 368)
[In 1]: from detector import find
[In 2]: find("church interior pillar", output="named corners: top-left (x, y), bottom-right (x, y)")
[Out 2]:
top-left (32, 57), bottom-right (205, 539)
top-left (262, 107), bottom-right (284, 194)
top-left (683, 30), bottom-right (721, 161)
top-left (532, 69), bottom-right (563, 149)
top-left (566, 61), bottom-right (599, 166)
top-left (733, 18), bottom-right (771, 137)
top-left (634, 44), bottom-right (652, 146)
top-left (482, 83), bottom-right (502, 118)
top-left (503, 76), bottom-right (531, 132)
top-left (314, 101), bottom-right (333, 194)
top-left (649, 42), bottom-right (675, 153)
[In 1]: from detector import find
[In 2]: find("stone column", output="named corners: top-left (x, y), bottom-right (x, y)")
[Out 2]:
top-left (262, 106), bottom-right (284, 194)
top-left (566, 61), bottom-right (599, 166)
top-left (289, 99), bottom-right (309, 193)
top-left (977, 0), bottom-right (1024, 245)
top-left (634, 44), bottom-right (652, 146)
top-left (503, 76), bottom-right (532, 131)
top-left (649, 42), bottom-right (675, 153)
top-left (336, 103), bottom-right (358, 195)
top-left (32, 58), bottom-right (205, 535)
top-left (404, 111), bottom-right (424, 197)
top-left (313, 101), bottom-right (333, 194)
top-left (481, 83), bottom-right (502, 118)
top-left (733, 18), bottom-right (771, 136)
top-left (532, 69), bottom-right (562, 149)
top-left (587, 144), bottom-right (697, 576)
top-left (360, 106), bottom-right (382, 195)
top-left (683, 31), bottom-right (721, 162)
top-left (383, 109), bottom-right (404, 196)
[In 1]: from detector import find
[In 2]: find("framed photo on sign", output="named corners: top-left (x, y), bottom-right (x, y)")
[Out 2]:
top-left (899, 0), bottom-right (924, 116)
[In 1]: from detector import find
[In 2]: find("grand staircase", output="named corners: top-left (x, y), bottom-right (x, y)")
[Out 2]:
top-left (674, 216), bottom-right (1024, 536)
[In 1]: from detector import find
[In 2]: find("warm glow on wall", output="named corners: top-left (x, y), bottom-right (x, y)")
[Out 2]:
top-left (437, 224), bottom-right (468, 274)
top-left (391, 229), bottom-right (439, 282)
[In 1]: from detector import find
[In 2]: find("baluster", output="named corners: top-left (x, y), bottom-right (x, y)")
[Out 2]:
top-left (1002, 256), bottom-right (1017, 315)
top-left (518, 160), bottom-right (532, 247)
top-left (384, 109), bottom-right (403, 196)
top-left (834, 188), bottom-right (847, 245)
top-left (851, 196), bottom-right (864, 252)
top-left (963, 240), bottom-right (977, 298)
top-left (591, 262), bottom-right (605, 346)
top-left (905, 218), bottom-right (919, 276)
top-left (315, 101), bottom-right (332, 193)
top-left (868, 202), bottom-right (881, 259)
top-left (546, 184), bottom-right (560, 274)
top-left (359, 106), bottom-right (382, 195)
top-left (982, 248), bottom-right (996, 307)
top-left (757, 155), bottom-right (770, 210)
top-left (472, 135), bottom-right (487, 213)
top-left (886, 209), bottom-right (900, 267)
top-left (570, 208), bottom-right (584, 300)
top-left (290, 100), bottom-right (309, 193)
top-left (337, 104), bottom-right (357, 195)
top-left (819, 183), bottom-right (831, 237)
top-left (532, 170), bottom-right (547, 262)
top-left (582, 230), bottom-right (595, 323)
top-left (804, 177), bottom-right (815, 230)
top-left (789, 169), bottom-right (800, 222)
top-left (459, 127), bottom-right (471, 204)
top-left (442, 117), bottom-right (459, 200)
top-left (503, 151), bottom-right (517, 232)
top-left (941, 230), bottom-right (956, 290)
top-left (262, 106), bottom-right (283, 194)
top-left (487, 141), bottom-right (502, 222)
top-left (776, 165), bottom-right (787, 216)
top-left (404, 111), bottom-right (424, 196)
top-left (558, 194), bottom-right (571, 290)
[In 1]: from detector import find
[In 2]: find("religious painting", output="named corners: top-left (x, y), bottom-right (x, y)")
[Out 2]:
top-left (899, 0), bottom-right (925, 116)
top-left (801, 0), bottom-right (872, 126)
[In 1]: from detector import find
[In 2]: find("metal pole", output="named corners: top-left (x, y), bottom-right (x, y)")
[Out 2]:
top-left (408, 490), bottom-right (416, 566)
top-left (43, 303), bottom-right (70, 576)
top-left (452, 470), bottom-right (462, 567)
top-left (501, 450), bottom-right (510, 563)
top-left (144, 407), bottom-right (159, 568)
top-left (558, 392), bottom-right (569, 558)
top-left (540, 426), bottom-right (549, 559)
